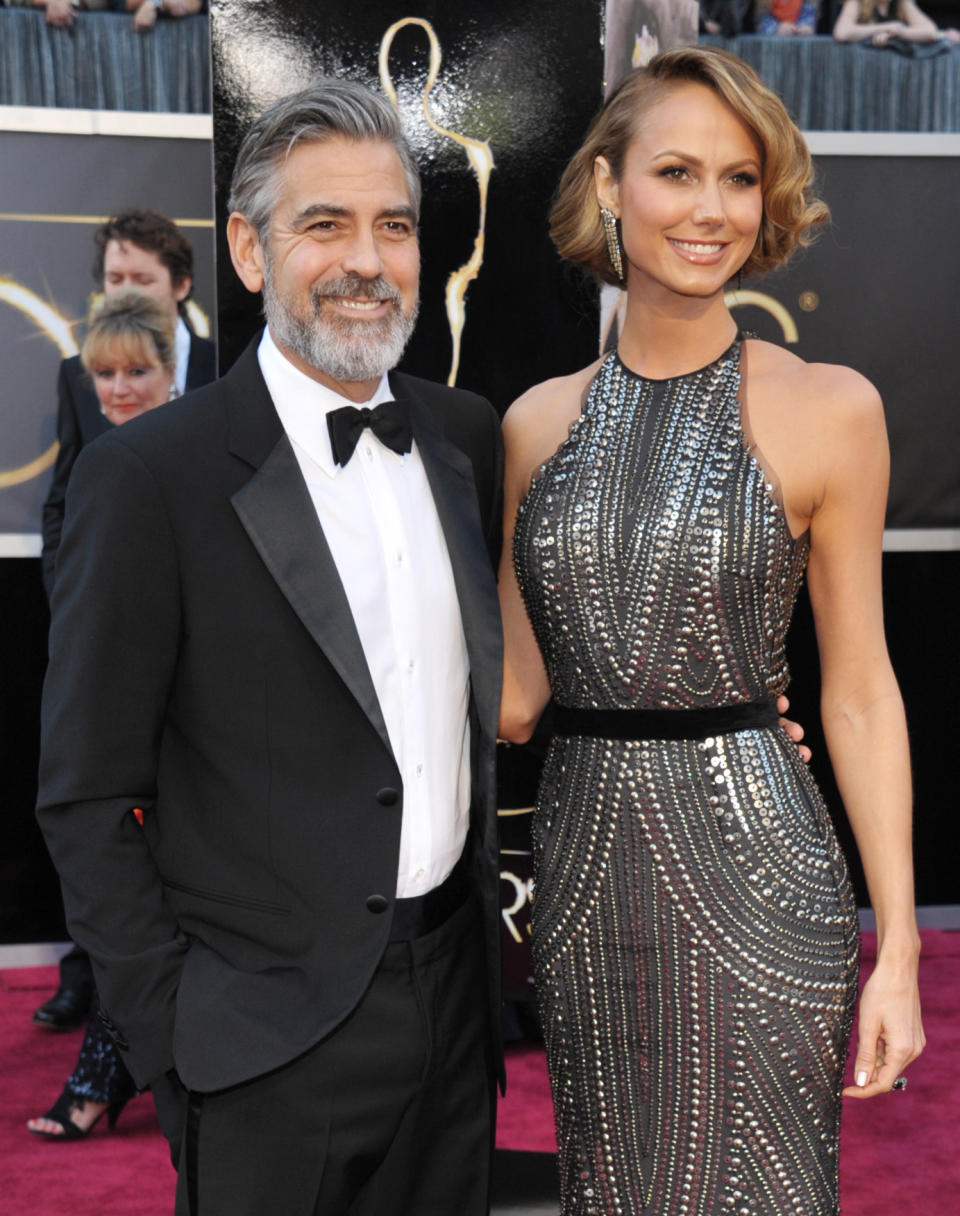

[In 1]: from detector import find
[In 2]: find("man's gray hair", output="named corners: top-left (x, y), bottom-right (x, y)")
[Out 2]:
top-left (227, 79), bottom-right (421, 236)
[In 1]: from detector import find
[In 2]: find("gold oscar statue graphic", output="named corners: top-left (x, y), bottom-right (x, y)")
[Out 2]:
top-left (0, 280), bottom-right (76, 489)
top-left (379, 18), bottom-right (494, 387)
top-left (724, 286), bottom-right (800, 344)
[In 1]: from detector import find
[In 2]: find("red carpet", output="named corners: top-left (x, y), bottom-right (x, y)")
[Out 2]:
top-left (1, 967), bottom-right (175, 1214)
top-left (2, 931), bottom-right (957, 1214)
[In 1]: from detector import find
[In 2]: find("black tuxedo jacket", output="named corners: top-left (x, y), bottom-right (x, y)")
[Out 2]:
top-left (37, 339), bottom-right (504, 1092)
top-left (40, 333), bottom-right (217, 595)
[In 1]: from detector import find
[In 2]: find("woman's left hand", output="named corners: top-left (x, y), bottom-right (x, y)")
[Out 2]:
top-left (842, 957), bottom-right (925, 1098)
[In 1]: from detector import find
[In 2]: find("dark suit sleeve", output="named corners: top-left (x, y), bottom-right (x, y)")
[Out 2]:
top-left (40, 362), bottom-right (84, 598)
top-left (481, 397), bottom-right (504, 571)
top-left (37, 433), bottom-right (189, 1087)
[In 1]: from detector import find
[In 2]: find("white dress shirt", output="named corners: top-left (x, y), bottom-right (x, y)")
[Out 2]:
top-left (174, 317), bottom-right (192, 396)
top-left (258, 330), bottom-right (472, 898)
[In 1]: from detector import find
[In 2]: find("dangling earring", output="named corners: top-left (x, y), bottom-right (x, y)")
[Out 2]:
top-left (737, 267), bottom-right (744, 292)
top-left (600, 207), bottom-right (624, 283)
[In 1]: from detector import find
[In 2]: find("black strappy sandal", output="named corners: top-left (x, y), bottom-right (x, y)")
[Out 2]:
top-left (27, 1086), bottom-right (129, 1140)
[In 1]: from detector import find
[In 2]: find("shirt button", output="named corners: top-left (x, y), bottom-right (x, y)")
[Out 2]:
top-left (415, 764), bottom-right (423, 778)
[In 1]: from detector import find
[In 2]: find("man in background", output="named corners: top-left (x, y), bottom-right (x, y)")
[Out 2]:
top-left (35, 207), bottom-right (216, 1031)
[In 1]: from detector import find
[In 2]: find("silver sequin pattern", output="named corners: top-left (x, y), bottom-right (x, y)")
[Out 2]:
top-left (514, 344), bottom-right (860, 1215)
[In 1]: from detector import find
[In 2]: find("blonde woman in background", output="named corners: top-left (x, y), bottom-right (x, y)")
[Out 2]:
top-left (833, 0), bottom-right (959, 43)
top-left (29, 289), bottom-right (177, 1141)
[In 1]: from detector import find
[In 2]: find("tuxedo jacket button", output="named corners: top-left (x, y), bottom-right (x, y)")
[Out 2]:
top-left (376, 788), bottom-right (399, 806)
top-left (366, 894), bottom-right (389, 914)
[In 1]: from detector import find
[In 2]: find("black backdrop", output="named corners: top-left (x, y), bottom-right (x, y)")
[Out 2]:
top-left (209, 0), bottom-right (604, 406)
top-left (736, 151), bottom-right (960, 530)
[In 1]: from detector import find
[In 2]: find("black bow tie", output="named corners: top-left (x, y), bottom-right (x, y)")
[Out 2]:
top-left (326, 399), bottom-right (413, 467)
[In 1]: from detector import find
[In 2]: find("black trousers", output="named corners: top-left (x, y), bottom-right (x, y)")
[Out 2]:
top-left (159, 895), bottom-right (495, 1216)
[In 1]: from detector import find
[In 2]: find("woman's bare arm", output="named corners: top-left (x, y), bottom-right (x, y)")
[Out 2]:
top-left (804, 366), bottom-right (924, 1097)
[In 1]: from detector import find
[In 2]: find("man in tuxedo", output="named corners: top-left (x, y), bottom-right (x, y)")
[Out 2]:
top-left (34, 209), bottom-right (218, 1035)
top-left (37, 80), bottom-right (503, 1215)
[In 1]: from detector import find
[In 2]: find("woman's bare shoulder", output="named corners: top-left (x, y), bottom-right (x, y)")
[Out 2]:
top-left (744, 338), bottom-right (881, 424)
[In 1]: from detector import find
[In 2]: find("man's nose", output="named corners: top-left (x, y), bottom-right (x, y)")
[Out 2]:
top-left (340, 228), bottom-right (384, 279)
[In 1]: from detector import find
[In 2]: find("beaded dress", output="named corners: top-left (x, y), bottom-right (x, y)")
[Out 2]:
top-left (65, 992), bottom-right (138, 1108)
top-left (513, 341), bottom-right (860, 1216)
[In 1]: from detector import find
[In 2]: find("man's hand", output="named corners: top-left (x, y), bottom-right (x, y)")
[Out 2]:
top-left (777, 694), bottom-right (811, 763)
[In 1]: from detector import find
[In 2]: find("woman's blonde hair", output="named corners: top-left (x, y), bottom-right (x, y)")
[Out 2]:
top-left (550, 46), bottom-right (829, 286)
top-left (81, 289), bottom-right (176, 375)
top-left (858, 0), bottom-right (901, 21)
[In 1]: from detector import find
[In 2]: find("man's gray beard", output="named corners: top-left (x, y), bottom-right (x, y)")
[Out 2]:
top-left (262, 268), bottom-right (418, 384)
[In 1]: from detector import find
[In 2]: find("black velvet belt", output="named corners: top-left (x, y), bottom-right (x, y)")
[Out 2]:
top-left (553, 696), bottom-right (779, 742)
top-left (389, 849), bottom-right (470, 942)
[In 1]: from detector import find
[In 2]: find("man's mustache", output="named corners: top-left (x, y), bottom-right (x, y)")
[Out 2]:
top-left (312, 275), bottom-right (401, 305)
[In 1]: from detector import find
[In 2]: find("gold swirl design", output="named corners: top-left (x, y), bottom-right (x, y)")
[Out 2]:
top-left (0, 279), bottom-right (77, 489)
top-left (379, 18), bottom-right (494, 386)
top-left (725, 288), bottom-right (799, 343)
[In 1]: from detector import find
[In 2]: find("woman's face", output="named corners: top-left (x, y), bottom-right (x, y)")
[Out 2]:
top-left (596, 82), bottom-right (763, 301)
top-left (90, 337), bottom-right (174, 426)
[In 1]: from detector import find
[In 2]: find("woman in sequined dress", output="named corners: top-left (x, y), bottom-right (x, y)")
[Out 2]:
top-left (499, 47), bottom-right (924, 1215)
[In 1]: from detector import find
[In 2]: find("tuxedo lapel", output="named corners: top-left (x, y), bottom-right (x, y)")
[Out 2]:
top-left (391, 375), bottom-right (503, 737)
top-left (225, 346), bottom-right (392, 758)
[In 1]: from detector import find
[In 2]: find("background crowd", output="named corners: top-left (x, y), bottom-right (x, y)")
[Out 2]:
top-left (700, 0), bottom-right (959, 41)
top-left (2, 0), bottom-right (205, 32)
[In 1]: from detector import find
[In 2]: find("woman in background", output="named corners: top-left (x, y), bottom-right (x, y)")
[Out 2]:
top-left (833, 0), bottom-right (958, 44)
top-left (29, 290), bottom-right (176, 1140)
top-left (499, 46), bottom-right (924, 1214)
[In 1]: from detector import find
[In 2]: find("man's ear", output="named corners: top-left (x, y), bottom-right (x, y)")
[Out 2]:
top-left (227, 213), bottom-right (266, 294)
top-left (172, 275), bottom-right (192, 305)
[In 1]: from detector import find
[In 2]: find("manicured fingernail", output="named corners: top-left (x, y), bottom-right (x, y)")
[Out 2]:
top-left (856, 1071), bottom-right (868, 1087)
